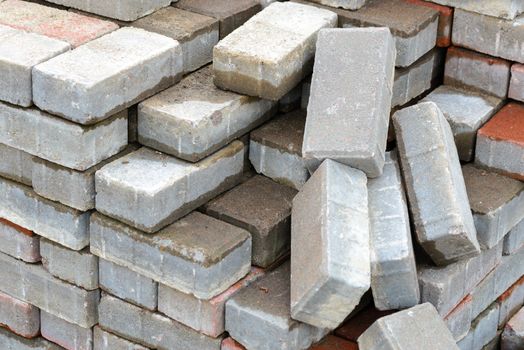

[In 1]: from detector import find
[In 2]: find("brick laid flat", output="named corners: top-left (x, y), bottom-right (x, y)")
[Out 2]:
top-left (429, 0), bottom-right (523, 20)
top-left (0, 327), bottom-right (62, 350)
top-left (458, 302), bottom-right (500, 350)
top-left (504, 220), bottom-right (524, 255)
top-left (33, 27), bottom-right (182, 125)
top-left (405, 0), bottom-right (453, 47)
top-left (95, 142), bottom-right (245, 233)
top-left (502, 306), bottom-right (524, 349)
top-left (0, 218), bottom-right (40, 263)
top-left (303, 28), bottom-right (395, 178)
top-left (393, 102), bottom-right (480, 265)
top-left (0, 144), bottom-right (34, 186)
top-left (213, 2), bottom-right (337, 100)
top-left (444, 295), bottom-right (473, 341)
top-left (509, 64), bottom-right (524, 102)
top-left (41, 311), bottom-right (92, 350)
top-left (93, 326), bottom-right (149, 350)
top-left (138, 66), bottom-right (276, 162)
top-left (497, 276), bottom-right (524, 328)
top-left (0, 291), bottom-right (39, 338)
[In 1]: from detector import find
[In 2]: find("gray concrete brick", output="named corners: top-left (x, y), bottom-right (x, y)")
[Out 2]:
top-left (502, 306), bottom-right (524, 350)
top-left (91, 211), bottom-right (251, 300)
top-left (33, 27), bottom-right (182, 125)
top-left (393, 102), bottom-right (480, 265)
top-left (0, 177), bottom-right (90, 250)
top-left (213, 2), bottom-right (337, 100)
top-left (358, 303), bottom-right (459, 350)
top-left (291, 160), bottom-right (370, 329)
top-left (430, 0), bottom-right (523, 20)
top-left (40, 238), bottom-right (98, 290)
top-left (0, 143), bottom-right (34, 186)
top-left (99, 259), bottom-right (157, 311)
top-left (0, 251), bottom-right (99, 328)
top-left (99, 293), bottom-right (222, 349)
top-left (498, 277), bottom-right (524, 328)
top-left (308, 0), bottom-right (365, 10)
top-left (0, 24), bottom-right (69, 107)
top-left (41, 311), bottom-right (92, 350)
top-left (0, 218), bottom-right (40, 263)
top-left (504, 220), bottom-right (524, 255)
top-left (93, 326), bottom-right (149, 350)
top-left (421, 85), bottom-right (503, 162)
top-left (463, 165), bottom-right (524, 249)
top-left (0, 327), bottom-right (62, 350)
top-left (445, 295), bottom-right (473, 341)
top-left (226, 262), bottom-right (327, 350)
top-left (458, 303), bottom-right (500, 350)
top-left (138, 66), bottom-right (276, 162)
top-left (0, 102), bottom-right (128, 171)
top-left (203, 175), bottom-right (297, 268)
top-left (249, 110), bottom-right (309, 190)
top-left (303, 28), bottom-right (395, 178)
top-left (368, 151), bottom-right (419, 310)
top-left (95, 142), bottom-right (245, 233)
top-left (509, 64), bottom-right (524, 103)
top-left (0, 291), bottom-right (39, 338)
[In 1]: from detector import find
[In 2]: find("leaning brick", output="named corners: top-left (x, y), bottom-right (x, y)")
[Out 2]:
top-left (509, 64), bottom-right (524, 103)
top-left (428, 0), bottom-right (523, 20)
top-left (444, 295), bottom-right (473, 341)
top-left (93, 326), bottom-right (149, 350)
top-left (41, 311), bottom-right (92, 350)
top-left (497, 276), bottom-right (524, 328)
top-left (458, 303), bottom-right (500, 350)
top-left (502, 306), bottom-right (524, 350)
top-left (0, 144), bottom-right (34, 186)
top-left (0, 327), bottom-right (62, 350)
top-left (405, 0), bottom-right (453, 47)
top-left (0, 291), bottom-right (39, 338)
top-left (503, 220), bottom-right (524, 255)
top-left (0, 218), bottom-right (40, 263)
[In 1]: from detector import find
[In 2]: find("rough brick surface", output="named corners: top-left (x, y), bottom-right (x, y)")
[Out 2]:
top-left (0, 218), bottom-right (40, 263)
top-left (497, 276), bottom-right (524, 327)
top-left (0, 291), bottom-right (39, 338)
top-left (405, 0), bottom-right (453, 47)
top-left (93, 326), bottom-right (149, 350)
top-left (429, 0), bottom-right (523, 20)
top-left (41, 311), bottom-right (92, 350)
top-left (444, 295), bottom-right (473, 341)
top-left (458, 303), bottom-right (500, 350)
top-left (308, 0), bottom-right (365, 10)
top-left (504, 220), bottom-right (524, 255)
top-left (502, 306), bottom-right (524, 349)
top-left (0, 327), bottom-right (62, 350)
top-left (0, 144), bottom-right (33, 186)
top-left (509, 64), bottom-right (524, 102)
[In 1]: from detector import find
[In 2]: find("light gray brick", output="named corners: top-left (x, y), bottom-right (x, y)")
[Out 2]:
top-left (0, 291), bottom-right (39, 338)
top-left (33, 27), bottom-right (182, 125)
top-left (497, 276), bottom-right (524, 328)
top-left (429, 0), bottom-right (523, 20)
top-left (502, 306), bottom-right (524, 350)
top-left (444, 295), bottom-right (473, 341)
top-left (93, 326), bottom-right (149, 350)
top-left (0, 327), bottom-right (62, 350)
top-left (458, 303), bottom-right (500, 350)
top-left (303, 28), bottom-right (395, 178)
top-left (0, 143), bottom-right (34, 186)
top-left (393, 102), bottom-right (480, 265)
top-left (504, 220), bottom-right (524, 255)
top-left (41, 311), bottom-right (92, 350)
top-left (0, 218), bottom-right (40, 263)
top-left (509, 64), bottom-right (524, 102)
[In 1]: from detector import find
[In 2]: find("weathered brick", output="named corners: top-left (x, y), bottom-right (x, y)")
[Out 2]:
top-left (41, 311), bottom-right (92, 350)
top-left (213, 2), bottom-right (337, 100)
top-left (93, 326), bottom-right (149, 350)
top-left (0, 327), bottom-right (61, 350)
top-left (429, 0), bottom-right (523, 20)
top-left (458, 303), bottom-right (500, 350)
top-left (444, 295), bottom-right (473, 341)
top-left (0, 218), bottom-right (40, 263)
top-left (138, 66), bottom-right (276, 162)
top-left (509, 64), bottom-right (524, 102)
top-left (335, 306), bottom-right (394, 342)
top-left (0, 291), bottom-right (39, 338)
top-left (33, 27), bottom-right (182, 125)
top-left (0, 144), bottom-right (33, 186)
top-left (497, 276), bottom-right (524, 328)
top-left (393, 102), bottom-right (480, 265)
top-left (504, 220), bottom-right (524, 255)
top-left (310, 335), bottom-right (358, 350)
top-left (405, 0), bottom-right (453, 47)
top-left (303, 28), bottom-right (395, 177)
top-left (502, 306), bottom-right (524, 350)
top-left (95, 142), bottom-right (245, 233)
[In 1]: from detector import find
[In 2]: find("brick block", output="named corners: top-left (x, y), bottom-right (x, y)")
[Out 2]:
top-left (0, 102), bottom-right (128, 171)
top-left (249, 110), bottom-right (309, 190)
top-left (393, 102), bottom-right (480, 265)
top-left (421, 85), bottom-right (503, 161)
top-left (509, 64), bottom-right (524, 102)
top-left (0, 0), bottom-right (117, 47)
top-left (445, 295), bottom-right (473, 341)
top-left (0, 218), bottom-right (40, 263)
top-left (358, 303), bottom-right (459, 349)
top-left (444, 46), bottom-right (511, 99)
top-left (40, 238), bottom-right (98, 290)
top-left (0, 291), bottom-right (39, 338)
top-left (405, 0), bottom-right (453, 47)
top-left (502, 306), bottom-right (524, 350)
top-left (310, 335), bottom-right (358, 350)
top-left (303, 28), bottom-right (395, 177)
top-left (203, 175), bottom-right (297, 268)
top-left (95, 142), bottom-right (245, 233)
top-left (429, 0), bottom-right (523, 20)
top-left (33, 27), bottom-right (182, 125)
top-left (463, 165), bottom-right (524, 249)
top-left (459, 303), bottom-right (500, 350)
top-left (0, 251), bottom-right (99, 328)
top-left (0, 327), bottom-right (61, 350)
top-left (291, 160), bottom-right (370, 329)
top-left (0, 177), bottom-right (90, 250)
top-left (99, 259), bottom-right (157, 311)
top-left (91, 211), bottom-right (251, 299)
top-left (213, 2), bottom-right (337, 100)
top-left (93, 326), bottom-right (149, 350)
top-left (0, 144), bottom-right (33, 186)
top-left (503, 220), bottom-right (524, 255)
top-left (41, 311), bottom-right (92, 350)
top-left (307, 0), bottom-right (365, 10)
top-left (335, 306), bottom-right (394, 342)
top-left (475, 102), bottom-right (524, 181)
top-left (369, 152), bottom-right (419, 310)
top-left (497, 276), bottom-right (524, 328)
top-left (138, 66), bottom-right (276, 162)
top-left (226, 262), bottom-right (327, 350)
top-left (99, 293), bottom-right (222, 349)
top-left (221, 337), bottom-right (245, 350)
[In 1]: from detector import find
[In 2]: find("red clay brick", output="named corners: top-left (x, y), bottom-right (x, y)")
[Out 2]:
top-left (310, 335), bottom-right (359, 350)
top-left (0, 218), bottom-right (33, 237)
top-left (335, 306), bottom-right (395, 342)
top-left (221, 337), bottom-right (246, 350)
top-left (404, 0), bottom-right (453, 47)
top-left (478, 102), bottom-right (524, 147)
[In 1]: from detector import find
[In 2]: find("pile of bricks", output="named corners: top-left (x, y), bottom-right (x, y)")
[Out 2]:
top-left (0, 0), bottom-right (522, 349)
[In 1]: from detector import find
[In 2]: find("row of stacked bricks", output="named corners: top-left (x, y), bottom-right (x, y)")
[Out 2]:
top-left (0, 0), bottom-right (522, 349)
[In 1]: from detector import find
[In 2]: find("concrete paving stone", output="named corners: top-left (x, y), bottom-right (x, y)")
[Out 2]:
top-left (0, 327), bottom-right (62, 350)
top-left (0, 0), bottom-right (117, 47)
top-left (93, 326), bottom-right (149, 350)
top-left (405, 0), bottom-right (453, 47)
top-left (99, 293), bottom-right (222, 349)
top-left (475, 102), bottom-right (524, 181)
top-left (175, 0), bottom-right (261, 39)
top-left (213, 2), bottom-right (337, 101)
top-left (509, 64), bottom-right (524, 102)
top-left (0, 177), bottom-right (90, 250)
top-left (131, 7), bottom-right (218, 73)
top-left (225, 262), bottom-right (327, 350)
top-left (358, 303), bottom-right (459, 350)
top-left (497, 276), bottom-right (524, 328)
top-left (502, 306), bottom-right (524, 350)
top-left (0, 218), bottom-right (40, 263)
top-left (429, 0), bottom-right (523, 20)
top-left (33, 27), bottom-right (182, 125)
top-left (221, 337), bottom-right (245, 350)
top-left (504, 220), bottom-right (524, 255)
top-left (90, 211), bottom-right (251, 300)
top-left (95, 142), bottom-right (245, 233)
top-left (249, 110), bottom-right (308, 190)
top-left (158, 267), bottom-right (264, 337)
top-left (203, 175), bottom-right (297, 267)
top-left (0, 144), bottom-right (34, 186)
top-left (0, 102), bottom-right (128, 171)
top-left (99, 259), bottom-right (157, 311)
top-left (452, 9), bottom-right (524, 64)
top-left (368, 151), bottom-right (419, 310)
top-left (0, 251), bottom-right (99, 328)
top-left (307, 0), bottom-right (365, 10)
top-left (32, 146), bottom-right (137, 212)
top-left (444, 46), bottom-right (511, 99)
top-left (303, 28), bottom-right (395, 177)
top-left (291, 160), bottom-right (370, 329)
top-left (41, 311), bottom-right (92, 350)
top-left (445, 295), bottom-right (473, 341)
top-left (0, 291), bottom-right (39, 338)
top-left (463, 164), bottom-right (524, 249)
top-left (334, 306), bottom-right (394, 342)
top-left (0, 24), bottom-right (69, 107)
top-left (310, 335), bottom-right (358, 350)
top-left (393, 102), bottom-right (480, 265)
top-left (421, 85), bottom-right (503, 162)
top-left (458, 303), bottom-right (500, 350)
top-left (138, 66), bottom-right (276, 162)
top-left (40, 238), bottom-right (98, 290)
